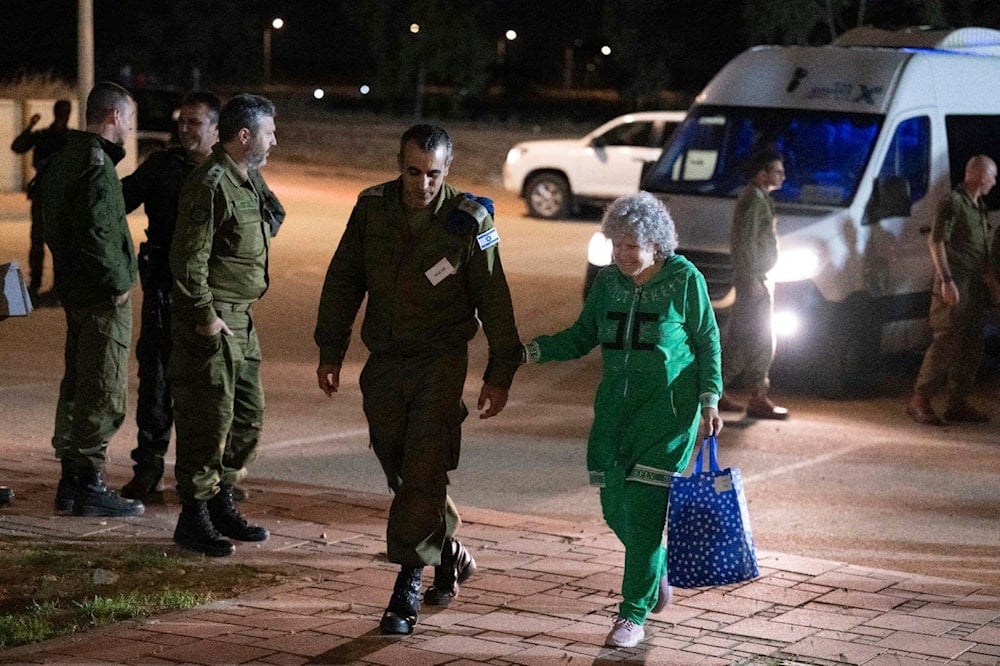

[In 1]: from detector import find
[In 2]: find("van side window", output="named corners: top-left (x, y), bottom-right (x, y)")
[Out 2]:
top-left (945, 115), bottom-right (1000, 211)
top-left (878, 117), bottom-right (930, 203)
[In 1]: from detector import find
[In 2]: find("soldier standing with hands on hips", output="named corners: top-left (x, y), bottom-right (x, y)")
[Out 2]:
top-left (169, 94), bottom-right (282, 557)
top-left (315, 124), bottom-right (522, 635)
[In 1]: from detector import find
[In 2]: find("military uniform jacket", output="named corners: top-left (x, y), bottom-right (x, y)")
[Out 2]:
top-left (730, 185), bottom-right (778, 294)
top-left (530, 256), bottom-right (721, 483)
top-left (123, 147), bottom-right (198, 290)
top-left (314, 179), bottom-right (521, 390)
top-left (38, 130), bottom-right (136, 308)
top-left (170, 144), bottom-right (271, 326)
top-left (931, 186), bottom-right (991, 279)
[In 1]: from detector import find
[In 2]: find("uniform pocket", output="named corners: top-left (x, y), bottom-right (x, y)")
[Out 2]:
top-left (227, 207), bottom-right (266, 259)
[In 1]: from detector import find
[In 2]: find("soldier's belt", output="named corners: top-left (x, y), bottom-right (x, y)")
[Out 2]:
top-left (213, 301), bottom-right (253, 313)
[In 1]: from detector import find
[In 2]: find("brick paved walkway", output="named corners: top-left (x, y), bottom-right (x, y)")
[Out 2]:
top-left (1, 463), bottom-right (999, 665)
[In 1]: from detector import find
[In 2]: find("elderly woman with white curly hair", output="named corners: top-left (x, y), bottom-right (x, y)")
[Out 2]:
top-left (522, 191), bottom-right (723, 648)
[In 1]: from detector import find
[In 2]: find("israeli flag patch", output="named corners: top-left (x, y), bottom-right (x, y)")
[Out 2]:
top-left (476, 227), bottom-right (499, 250)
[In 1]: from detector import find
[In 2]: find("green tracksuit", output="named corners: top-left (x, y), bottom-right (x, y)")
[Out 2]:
top-left (315, 179), bottom-right (521, 567)
top-left (526, 255), bottom-right (721, 624)
top-left (38, 130), bottom-right (136, 469)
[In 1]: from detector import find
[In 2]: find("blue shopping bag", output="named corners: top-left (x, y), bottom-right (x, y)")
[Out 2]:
top-left (666, 435), bottom-right (759, 588)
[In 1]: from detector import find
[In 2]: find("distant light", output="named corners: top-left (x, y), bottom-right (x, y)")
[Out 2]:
top-left (772, 311), bottom-right (800, 338)
top-left (271, 17), bottom-right (284, 30)
top-left (410, 23), bottom-right (420, 34)
top-left (313, 88), bottom-right (324, 100)
top-left (359, 84), bottom-right (371, 95)
top-left (505, 30), bottom-right (517, 41)
top-left (601, 45), bottom-right (611, 56)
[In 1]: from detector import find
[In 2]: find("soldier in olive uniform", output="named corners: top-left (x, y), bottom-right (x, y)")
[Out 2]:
top-left (119, 92), bottom-right (221, 502)
top-left (315, 124), bottom-right (522, 635)
top-left (718, 149), bottom-right (789, 420)
top-left (10, 98), bottom-right (71, 303)
top-left (169, 94), bottom-right (280, 557)
top-left (38, 81), bottom-right (144, 517)
top-left (908, 154), bottom-right (997, 425)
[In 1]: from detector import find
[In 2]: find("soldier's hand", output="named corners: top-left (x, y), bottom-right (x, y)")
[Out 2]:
top-left (111, 292), bottom-right (130, 306)
top-left (195, 318), bottom-right (233, 337)
top-left (477, 383), bottom-right (508, 419)
top-left (317, 363), bottom-right (341, 397)
top-left (940, 280), bottom-right (960, 307)
top-left (28, 113), bottom-right (41, 127)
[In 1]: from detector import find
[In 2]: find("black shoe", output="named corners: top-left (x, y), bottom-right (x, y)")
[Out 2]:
top-left (73, 467), bottom-right (145, 517)
top-left (207, 486), bottom-right (269, 542)
top-left (380, 567), bottom-right (422, 635)
top-left (174, 501), bottom-right (235, 557)
top-left (424, 538), bottom-right (477, 606)
top-left (121, 473), bottom-right (164, 503)
top-left (55, 459), bottom-right (78, 512)
top-left (0, 486), bottom-right (13, 507)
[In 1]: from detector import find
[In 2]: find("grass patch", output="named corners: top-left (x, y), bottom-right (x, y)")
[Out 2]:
top-left (0, 538), bottom-right (284, 650)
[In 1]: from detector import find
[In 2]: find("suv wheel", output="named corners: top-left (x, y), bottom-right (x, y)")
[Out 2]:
top-left (525, 173), bottom-right (570, 219)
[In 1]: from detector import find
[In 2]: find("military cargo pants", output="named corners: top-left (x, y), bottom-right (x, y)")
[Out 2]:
top-left (721, 289), bottom-right (774, 392)
top-left (51, 300), bottom-right (132, 468)
top-left (131, 284), bottom-right (173, 481)
top-left (360, 348), bottom-right (468, 568)
top-left (915, 275), bottom-right (988, 406)
top-left (169, 306), bottom-right (264, 502)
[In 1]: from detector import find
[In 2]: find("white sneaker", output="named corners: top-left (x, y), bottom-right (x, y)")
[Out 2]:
top-left (605, 617), bottom-right (645, 648)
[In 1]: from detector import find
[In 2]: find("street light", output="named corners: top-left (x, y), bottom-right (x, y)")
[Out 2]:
top-left (497, 29), bottom-right (517, 64)
top-left (263, 17), bottom-right (285, 84)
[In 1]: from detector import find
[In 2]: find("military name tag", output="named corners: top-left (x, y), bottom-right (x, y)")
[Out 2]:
top-left (477, 227), bottom-right (499, 250)
top-left (425, 257), bottom-right (456, 286)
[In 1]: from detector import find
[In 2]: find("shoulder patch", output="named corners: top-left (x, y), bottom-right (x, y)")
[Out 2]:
top-left (190, 202), bottom-right (211, 225)
top-left (476, 227), bottom-right (500, 250)
top-left (359, 183), bottom-right (385, 199)
top-left (90, 147), bottom-right (104, 166)
top-left (201, 163), bottom-right (226, 187)
top-left (456, 197), bottom-right (489, 225)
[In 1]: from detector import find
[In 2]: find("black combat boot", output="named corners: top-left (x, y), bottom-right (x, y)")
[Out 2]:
top-left (207, 485), bottom-right (269, 541)
top-left (424, 538), bottom-right (477, 606)
top-left (174, 501), bottom-right (236, 557)
top-left (55, 459), bottom-right (78, 512)
top-left (380, 566), bottom-right (422, 635)
top-left (121, 471), bottom-right (164, 503)
top-left (73, 466), bottom-right (145, 517)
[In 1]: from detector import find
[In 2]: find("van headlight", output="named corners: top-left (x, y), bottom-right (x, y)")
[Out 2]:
top-left (767, 247), bottom-right (822, 283)
top-left (588, 232), bottom-right (613, 266)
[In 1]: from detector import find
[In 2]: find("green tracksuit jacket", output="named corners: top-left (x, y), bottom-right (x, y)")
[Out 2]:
top-left (528, 255), bottom-right (722, 484)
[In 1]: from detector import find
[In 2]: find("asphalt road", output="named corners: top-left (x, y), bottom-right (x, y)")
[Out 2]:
top-left (1, 161), bottom-right (997, 588)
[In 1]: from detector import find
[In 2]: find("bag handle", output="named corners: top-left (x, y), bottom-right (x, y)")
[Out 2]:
top-left (693, 435), bottom-right (721, 474)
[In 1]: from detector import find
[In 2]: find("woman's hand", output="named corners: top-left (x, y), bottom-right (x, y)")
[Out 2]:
top-left (701, 406), bottom-right (723, 436)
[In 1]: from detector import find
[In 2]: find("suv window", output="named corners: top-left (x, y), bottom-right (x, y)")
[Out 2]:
top-left (598, 121), bottom-right (654, 148)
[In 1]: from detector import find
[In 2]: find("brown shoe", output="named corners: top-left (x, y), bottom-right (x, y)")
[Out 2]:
top-left (718, 393), bottom-right (745, 412)
top-left (746, 394), bottom-right (789, 420)
top-left (906, 395), bottom-right (944, 426)
top-left (942, 403), bottom-right (990, 423)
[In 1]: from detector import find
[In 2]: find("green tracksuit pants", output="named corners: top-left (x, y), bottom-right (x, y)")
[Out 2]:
top-left (601, 466), bottom-right (670, 625)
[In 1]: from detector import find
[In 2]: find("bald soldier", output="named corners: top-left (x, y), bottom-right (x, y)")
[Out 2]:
top-left (907, 154), bottom-right (997, 425)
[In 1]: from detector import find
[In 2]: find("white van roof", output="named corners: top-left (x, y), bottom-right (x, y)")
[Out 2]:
top-left (834, 26), bottom-right (1000, 55)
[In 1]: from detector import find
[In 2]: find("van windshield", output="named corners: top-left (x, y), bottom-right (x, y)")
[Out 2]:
top-left (644, 106), bottom-right (883, 207)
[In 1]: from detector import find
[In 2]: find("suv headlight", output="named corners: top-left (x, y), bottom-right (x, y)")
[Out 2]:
top-left (767, 247), bottom-right (822, 283)
top-left (505, 147), bottom-right (524, 166)
top-left (588, 232), bottom-right (613, 266)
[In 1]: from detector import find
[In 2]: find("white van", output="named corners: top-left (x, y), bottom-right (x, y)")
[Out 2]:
top-left (636, 26), bottom-right (1000, 396)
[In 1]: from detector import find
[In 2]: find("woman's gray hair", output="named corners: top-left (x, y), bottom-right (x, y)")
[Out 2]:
top-left (600, 191), bottom-right (678, 260)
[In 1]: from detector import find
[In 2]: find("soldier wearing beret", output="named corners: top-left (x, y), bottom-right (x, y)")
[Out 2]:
top-left (315, 124), bottom-right (522, 635)
top-left (169, 94), bottom-right (281, 557)
top-left (38, 81), bottom-right (143, 518)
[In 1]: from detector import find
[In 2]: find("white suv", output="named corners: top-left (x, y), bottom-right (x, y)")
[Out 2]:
top-left (503, 110), bottom-right (686, 219)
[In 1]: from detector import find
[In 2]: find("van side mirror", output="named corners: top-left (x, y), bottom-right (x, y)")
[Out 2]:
top-left (639, 160), bottom-right (656, 189)
top-left (866, 176), bottom-right (911, 224)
